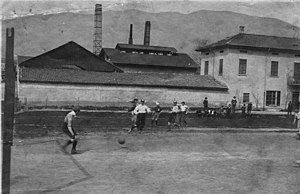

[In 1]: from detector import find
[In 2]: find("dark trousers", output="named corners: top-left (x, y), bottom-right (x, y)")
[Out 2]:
top-left (180, 112), bottom-right (187, 126)
top-left (232, 105), bottom-right (236, 113)
top-left (137, 113), bottom-right (146, 131)
top-left (62, 123), bottom-right (78, 151)
top-left (168, 113), bottom-right (177, 124)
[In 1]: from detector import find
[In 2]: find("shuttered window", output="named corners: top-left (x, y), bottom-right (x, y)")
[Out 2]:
top-left (271, 61), bottom-right (278, 77)
top-left (239, 59), bottom-right (247, 75)
top-left (204, 61), bottom-right (209, 75)
top-left (219, 59), bottom-right (223, 76)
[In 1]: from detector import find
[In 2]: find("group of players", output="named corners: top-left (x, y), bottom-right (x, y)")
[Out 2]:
top-left (60, 97), bottom-right (300, 154)
top-left (127, 98), bottom-right (189, 134)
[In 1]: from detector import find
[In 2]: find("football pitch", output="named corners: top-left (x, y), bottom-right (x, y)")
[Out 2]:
top-left (10, 131), bottom-right (300, 194)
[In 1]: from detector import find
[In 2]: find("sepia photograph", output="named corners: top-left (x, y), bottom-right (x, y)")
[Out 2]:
top-left (1, 0), bottom-right (300, 193)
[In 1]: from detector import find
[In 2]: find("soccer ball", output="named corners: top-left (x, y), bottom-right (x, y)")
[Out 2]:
top-left (118, 138), bottom-right (125, 144)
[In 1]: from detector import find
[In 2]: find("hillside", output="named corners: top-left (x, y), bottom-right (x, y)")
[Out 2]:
top-left (2, 9), bottom-right (300, 61)
top-left (2, 1), bottom-right (300, 27)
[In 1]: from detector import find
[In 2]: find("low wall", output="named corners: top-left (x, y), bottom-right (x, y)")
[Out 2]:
top-left (18, 83), bottom-right (228, 108)
top-left (14, 110), bottom-right (295, 138)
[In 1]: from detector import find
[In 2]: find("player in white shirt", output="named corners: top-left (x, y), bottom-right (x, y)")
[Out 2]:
top-left (180, 101), bottom-right (189, 127)
top-left (134, 99), bottom-right (151, 133)
top-left (293, 109), bottom-right (300, 140)
top-left (61, 107), bottom-right (80, 154)
top-left (128, 98), bottom-right (139, 134)
top-left (168, 101), bottom-right (181, 131)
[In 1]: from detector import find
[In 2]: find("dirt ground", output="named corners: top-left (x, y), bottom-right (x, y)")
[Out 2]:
top-left (10, 131), bottom-right (300, 194)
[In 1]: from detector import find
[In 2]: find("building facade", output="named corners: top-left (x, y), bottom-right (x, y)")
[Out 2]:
top-left (197, 33), bottom-right (300, 110)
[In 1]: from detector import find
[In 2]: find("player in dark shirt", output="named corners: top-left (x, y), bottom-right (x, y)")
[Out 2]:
top-left (151, 102), bottom-right (162, 127)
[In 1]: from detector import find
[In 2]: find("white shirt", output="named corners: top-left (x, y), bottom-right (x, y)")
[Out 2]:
top-left (294, 112), bottom-right (300, 123)
top-left (181, 105), bottom-right (189, 112)
top-left (64, 111), bottom-right (76, 128)
top-left (171, 105), bottom-right (180, 113)
top-left (134, 104), bottom-right (151, 114)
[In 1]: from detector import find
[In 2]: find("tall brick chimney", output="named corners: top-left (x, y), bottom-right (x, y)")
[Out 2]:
top-left (93, 4), bottom-right (102, 55)
top-left (129, 24), bottom-right (133, 44)
top-left (144, 21), bottom-right (151, 46)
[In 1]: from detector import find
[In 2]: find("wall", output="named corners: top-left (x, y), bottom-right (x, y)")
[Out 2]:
top-left (200, 48), bottom-right (300, 110)
top-left (18, 83), bottom-right (228, 108)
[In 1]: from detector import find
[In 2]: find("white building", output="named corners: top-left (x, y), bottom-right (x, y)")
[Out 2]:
top-left (196, 31), bottom-right (300, 110)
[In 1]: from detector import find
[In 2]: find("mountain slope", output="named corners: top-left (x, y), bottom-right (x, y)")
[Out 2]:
top-left (2, 1), bottom-right (300, 27)
top-left (2, 9), bottom-right (299, 60)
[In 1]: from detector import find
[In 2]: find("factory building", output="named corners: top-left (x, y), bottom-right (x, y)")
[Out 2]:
top-left (99, 22), bottom-right (199, 74)
top-left (18, 67), bottom-right (228, 107)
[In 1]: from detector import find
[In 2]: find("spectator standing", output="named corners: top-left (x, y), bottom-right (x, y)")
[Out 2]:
top-left (203, 97), bottom-right (209, 114)
top-left (287, 101), bottom-right (293, 116)
top-left (241, 104), bottom-right (246, 118)
top-left (247, 102), bottom-right (252, 115)
top-left (219, 105), bottom-right (225, 118)
top-left (231, 96), bottom-right (237, 113)
top-left (134, 99), bottom-right (151, 134)
top-left (226, 104), bottom-right (231, 118)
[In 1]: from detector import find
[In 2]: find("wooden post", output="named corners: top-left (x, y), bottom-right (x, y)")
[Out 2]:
top-left (2, 28), bottom-right (15, 194)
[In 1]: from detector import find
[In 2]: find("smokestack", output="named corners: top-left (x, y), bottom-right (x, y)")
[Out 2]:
top-left (93, 4), bottom-right (102, 55)
top-left (129, 24), bottom-right (133, 44)
top-left (239, 26), bottom-right (245, 34)
top-left (144, 21), bottom-right (151, 46)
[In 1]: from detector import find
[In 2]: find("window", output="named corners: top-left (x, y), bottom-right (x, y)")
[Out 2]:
top-left (271, 61), bottom-right (278, 77)
top-left (239, 59), bottom-right (247, 75)
top-left (204, 61), bottom-right (209, 75)
top-left (220, 50), bottom-right (224, 53)
top-left (219, 59), bottom-right (223, 76)
top-left (266, 91), bottom-right (281, 106)
top-left (243, 93), bottom-right (250, 103)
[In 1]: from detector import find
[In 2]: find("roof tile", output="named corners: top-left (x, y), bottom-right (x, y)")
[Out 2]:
top-left (20, 67), bottom-right (228, 91)
top-left (19, 41), bottom-right (123, 72)
top-left (197, 33), bottom-right (300, 52)
top-left (102, 48), bottom-right (198, 68)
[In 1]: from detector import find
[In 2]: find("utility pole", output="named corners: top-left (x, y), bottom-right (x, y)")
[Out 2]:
top-left (2, 27), bottom-right (16, 194)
